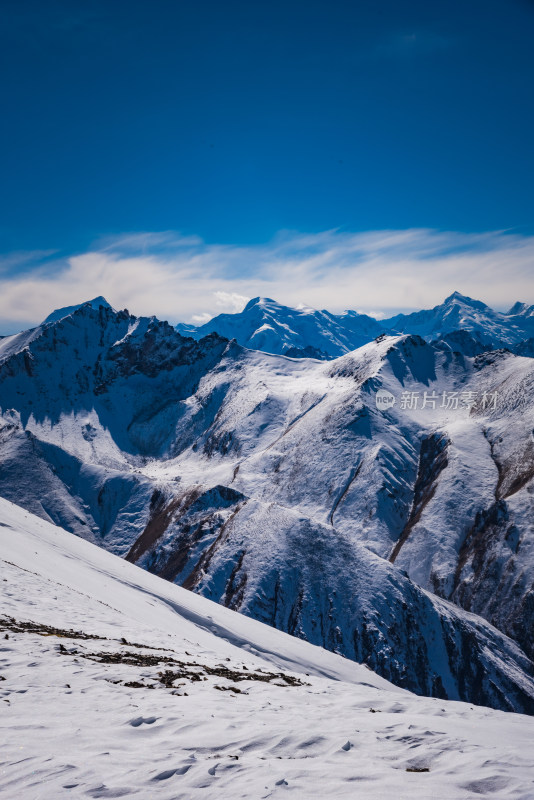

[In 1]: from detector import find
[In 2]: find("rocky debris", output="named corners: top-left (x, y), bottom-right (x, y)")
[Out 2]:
top-left (0, 615), bottom-right (106, 641)
top-left (2, 613), bottom-right (306, 694)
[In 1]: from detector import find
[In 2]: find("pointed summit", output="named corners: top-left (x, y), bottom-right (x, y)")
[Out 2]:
top-left (243, 297), bottom-right (279, 311)
top-left (508, 301), bottom-right (534, 317)
top-left (442, 291), bottom-right (489, 310)
top-left (43, 297), bottom-right (114, 325)
top-left (444, 290), bottom-right (470, 303)
top-left (445, 290), bottom-right (468, 302)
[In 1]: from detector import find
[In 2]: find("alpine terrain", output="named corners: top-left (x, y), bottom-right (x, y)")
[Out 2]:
top-left (1, 297), bottom-right (534, 723)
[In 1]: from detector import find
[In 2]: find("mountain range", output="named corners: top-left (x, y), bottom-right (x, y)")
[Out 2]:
top-left (177, 296), bottom-right (384, 359)
top-left (1, 296), bottom-right (534, 716)
top-left (177, 291), bottom-right (534, 357)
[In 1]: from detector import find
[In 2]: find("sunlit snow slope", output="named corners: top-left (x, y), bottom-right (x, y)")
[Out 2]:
top-left (1, 498), bottom-right (534, 800)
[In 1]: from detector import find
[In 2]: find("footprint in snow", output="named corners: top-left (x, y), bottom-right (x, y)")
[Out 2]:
top-left (129, 716), bottom-right (158, 727)
top-left (153, 765), bottom-right (191, 780)
top-left (341, 741), bottom-right (352, 751)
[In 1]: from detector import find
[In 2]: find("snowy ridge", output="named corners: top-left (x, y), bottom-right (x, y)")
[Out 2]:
top-left (2, 497), bottom-right (534, 799)
top-left (42, 296), bottom-right (114, 325)
top-left (383, 291), bottom-right (534, 348)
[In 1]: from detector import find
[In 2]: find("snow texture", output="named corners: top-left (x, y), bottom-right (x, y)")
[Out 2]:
top-left (1, 497), bottom-right (534, 800)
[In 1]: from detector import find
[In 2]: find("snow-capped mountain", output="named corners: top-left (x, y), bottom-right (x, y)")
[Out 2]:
top-left (177, 296), bottom-right (385, 358)
top-left (177, 292), bottom-right (534, 358)
top-left (508, 301), bottom-right (534, 318)
top-left (42, 295), bottom-right (114, 325)
top-left (3, 498), bottom-right (534, 799)
top-left (2, 302), bottom-right (534, 714)
top-left (382, 291), bottom-right (534, 348)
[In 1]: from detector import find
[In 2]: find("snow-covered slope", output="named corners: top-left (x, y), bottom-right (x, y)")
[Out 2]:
top-left (177, 296), bottom-right (385, 358)
top-left (383, 291), bottom-right (534, 348)
top-left (2, 497), bottom-right (534, 800)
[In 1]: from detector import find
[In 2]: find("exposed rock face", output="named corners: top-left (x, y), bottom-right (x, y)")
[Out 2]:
top-left (390, 431), bottom-right (450, 564)
top-left (2, 303), bottom-right (534, 713)
top-left (452, 498), bottom-right (534, 662)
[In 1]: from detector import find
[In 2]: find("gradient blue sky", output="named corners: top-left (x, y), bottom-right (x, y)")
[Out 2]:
top-left (0, 0), bottom-right (533, 329)
top-left (2, 0), bottom-right (534, 251)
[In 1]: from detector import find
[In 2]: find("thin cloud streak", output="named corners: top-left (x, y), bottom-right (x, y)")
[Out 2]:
top-left (0, 228), bottom-right (533, 333)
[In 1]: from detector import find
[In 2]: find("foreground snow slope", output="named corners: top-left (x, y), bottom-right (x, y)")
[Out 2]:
top-left (2, 498), bottom-right (534, 800)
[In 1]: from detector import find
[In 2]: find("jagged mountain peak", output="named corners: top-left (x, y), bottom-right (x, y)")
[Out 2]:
top-left (442, 291), bottom-right (489, 309)
top-left (243, 296), bottom-right (318, 317)
top-left (43, 296), bottom-right (114, 325)
top-left (508, 300), bottom-right (534, 317)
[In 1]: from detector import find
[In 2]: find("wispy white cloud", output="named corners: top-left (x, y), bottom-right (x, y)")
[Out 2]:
top-left (213, 291), bottom-right (250, 312)
top-left (0, 228), bottom-right (533, 332)
top-left (191, 312), bottom-right (213, 325)
top-left (0, 249), bottom-right (57, 276)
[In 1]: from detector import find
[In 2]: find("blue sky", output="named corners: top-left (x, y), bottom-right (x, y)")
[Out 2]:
top-left (0, 0), bottom-right (533, 328)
